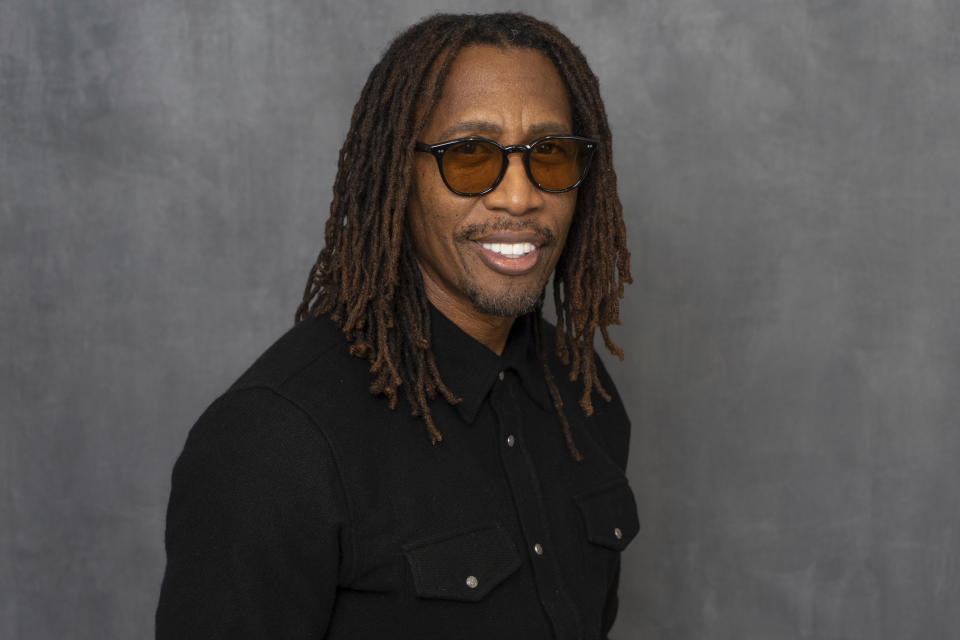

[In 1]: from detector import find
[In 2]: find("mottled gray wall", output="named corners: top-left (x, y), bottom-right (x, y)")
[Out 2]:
top-left (2, 0), bottom-right (959, 638)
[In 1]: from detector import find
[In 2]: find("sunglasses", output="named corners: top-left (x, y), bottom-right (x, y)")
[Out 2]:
top-left (414, 135), bottom-right (598, 197)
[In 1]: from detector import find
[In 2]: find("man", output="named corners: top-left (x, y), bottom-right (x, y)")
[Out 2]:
top-left (157, 12), bottom-right (637, 640)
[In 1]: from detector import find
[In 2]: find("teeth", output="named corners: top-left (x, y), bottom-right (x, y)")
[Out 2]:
top-left (479, 242), bottom-right (536, 257)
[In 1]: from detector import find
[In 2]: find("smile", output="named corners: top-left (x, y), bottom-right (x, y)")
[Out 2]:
top-left (478, 242), bottom-right (536, 258)
top-left (473, 240), bottom-right (542, 275)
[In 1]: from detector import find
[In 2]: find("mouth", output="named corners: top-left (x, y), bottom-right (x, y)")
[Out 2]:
top-left (471, 232), bottom-right (544, 275)
top-left (477, 241), bottom-right (537, 258)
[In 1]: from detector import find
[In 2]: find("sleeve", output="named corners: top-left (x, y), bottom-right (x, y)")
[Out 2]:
top-left (156, 386), bottom-right (348, 639)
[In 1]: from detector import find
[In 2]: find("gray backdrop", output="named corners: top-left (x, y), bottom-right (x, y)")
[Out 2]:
top-left (2, 0), bottom-right (959, 638)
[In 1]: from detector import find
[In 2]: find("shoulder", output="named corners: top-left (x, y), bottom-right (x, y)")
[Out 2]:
top-left (181, 313), bottom-right (380, 477)
top-left (166, 315), bottom-right (373, 537)
top-left (176, 386), bottom-right (341, 497)
top-left (221, 312), bottom-right (375, 421)
top-left (228, 312), bottom-right (355, 393)
top-left (176, 314), bottom-right (366, 489)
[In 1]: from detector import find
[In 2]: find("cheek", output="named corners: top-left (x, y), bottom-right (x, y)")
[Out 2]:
top-left (408, 172), bottom-right (459, 258)
top-left (409, 168), bottom-right (437, 232)
top-left (416, 197), bottom-right (451, 246)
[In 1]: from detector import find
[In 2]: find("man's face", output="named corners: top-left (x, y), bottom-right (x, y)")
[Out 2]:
top-left (407, 45), bottom-right (578, 320)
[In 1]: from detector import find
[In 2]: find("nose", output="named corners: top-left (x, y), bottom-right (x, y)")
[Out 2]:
top-left (482, 153), bottom-right (544, 216)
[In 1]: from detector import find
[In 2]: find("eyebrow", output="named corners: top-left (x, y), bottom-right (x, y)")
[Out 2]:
top-left (435, 120), bottom-right (571, 141)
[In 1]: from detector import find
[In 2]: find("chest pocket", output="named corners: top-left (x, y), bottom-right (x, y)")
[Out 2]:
top-left (573, 478), bottom-right (640, 551)
top-left (401, 523), bottom-right (521, 602)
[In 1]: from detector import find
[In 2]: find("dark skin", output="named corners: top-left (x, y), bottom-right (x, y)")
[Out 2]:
top-left (407, 45), bottom-right (578, 354)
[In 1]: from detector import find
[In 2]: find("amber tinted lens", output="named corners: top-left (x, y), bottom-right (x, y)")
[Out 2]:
top-left (529, 138), bottom-right (590, 191)
top-left (440, 140), bottom-right (504, 194)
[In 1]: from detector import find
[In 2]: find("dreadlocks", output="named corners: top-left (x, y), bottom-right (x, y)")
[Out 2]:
top-left (295, 13), bottom-right (631, 461)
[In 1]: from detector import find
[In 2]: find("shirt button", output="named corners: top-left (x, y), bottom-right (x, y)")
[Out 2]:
top-left (534, 543), bottom-right (543, 555)
top-left (506, 434), bottom-right (515, 447)
top-left (465, 575), bottom-right (479, 589)
top-left (498, 370), bottom-right (505, 381)
top-left (614, 527), bottom-right (623, 539)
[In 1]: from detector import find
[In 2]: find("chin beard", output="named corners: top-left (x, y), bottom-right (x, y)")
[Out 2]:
top-left (461, 280), bottom-right (544, 318)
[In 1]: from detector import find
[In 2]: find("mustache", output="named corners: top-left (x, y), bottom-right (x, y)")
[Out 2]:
top-left (455, 220), bottom-right (555, 244)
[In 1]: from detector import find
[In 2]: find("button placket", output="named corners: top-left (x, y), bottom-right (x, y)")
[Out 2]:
top-left (490, 375), bottom-right (582, 638)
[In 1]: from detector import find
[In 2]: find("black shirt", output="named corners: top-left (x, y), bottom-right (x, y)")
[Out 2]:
top-left (157, 306), bottom-right (638, 639)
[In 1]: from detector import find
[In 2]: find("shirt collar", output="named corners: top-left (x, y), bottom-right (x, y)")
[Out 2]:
top-left (428, 303), bottom-right (554, 423)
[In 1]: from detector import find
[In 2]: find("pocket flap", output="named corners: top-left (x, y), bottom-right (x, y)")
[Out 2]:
top-left (402, 523), bottom-right (521, 602)
top-left (573, 479), bottom-right (640, 551)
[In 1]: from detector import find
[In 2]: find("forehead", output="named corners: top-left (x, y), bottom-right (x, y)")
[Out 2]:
top-left (423, 44), bottom-right (573, 138)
